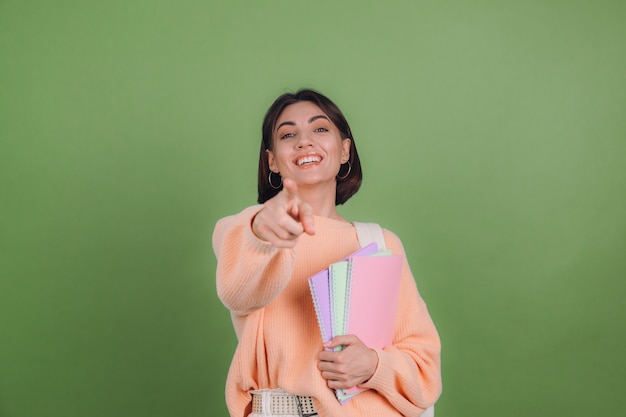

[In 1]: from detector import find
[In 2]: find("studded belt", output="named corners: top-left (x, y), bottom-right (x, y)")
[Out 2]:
top-left (251, 389), bottom-right (318, 416)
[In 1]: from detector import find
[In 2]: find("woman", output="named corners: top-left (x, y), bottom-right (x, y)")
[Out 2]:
top-left (213, 89), bottom-right (441, 417)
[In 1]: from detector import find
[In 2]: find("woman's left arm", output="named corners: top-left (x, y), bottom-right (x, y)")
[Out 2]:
top-left (359, 230), bottom-right (442, 413)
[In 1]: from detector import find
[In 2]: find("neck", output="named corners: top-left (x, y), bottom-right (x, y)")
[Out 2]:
top-left (297, 182), bottom-right (346, 221)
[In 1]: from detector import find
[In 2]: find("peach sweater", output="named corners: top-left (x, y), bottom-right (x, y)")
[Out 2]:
top-left (213, 205), bottom-right (441, 417)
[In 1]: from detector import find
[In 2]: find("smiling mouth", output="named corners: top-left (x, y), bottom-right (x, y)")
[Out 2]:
top-left (296, 155), bottom-right (322, 166)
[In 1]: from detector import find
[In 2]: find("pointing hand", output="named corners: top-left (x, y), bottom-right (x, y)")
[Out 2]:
top-left (252, 178), bottom-right (315, 248)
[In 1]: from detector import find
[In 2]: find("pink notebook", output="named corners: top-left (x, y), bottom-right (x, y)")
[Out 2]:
top-left (342, 254), bottom-right (403, 396)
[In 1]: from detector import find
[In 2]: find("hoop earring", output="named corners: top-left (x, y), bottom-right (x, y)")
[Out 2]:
top-left (268, 171), bottom-right (282, 189)
top-left (337, 161), bottom-right (352, 180)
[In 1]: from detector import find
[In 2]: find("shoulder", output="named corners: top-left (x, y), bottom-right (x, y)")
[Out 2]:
top-left (352, 220), bottom-right (406, 255)
top-left (212, 205), bottom-right (264, 246)
top-left (381, 227), bottom-right (406, 254)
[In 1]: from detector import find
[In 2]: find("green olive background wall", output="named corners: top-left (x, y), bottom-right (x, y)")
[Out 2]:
top-left (1, 1), bottom-right (625, 416)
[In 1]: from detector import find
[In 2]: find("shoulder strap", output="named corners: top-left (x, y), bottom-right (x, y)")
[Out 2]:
top-left (353, 222), bottom-right (386, 250)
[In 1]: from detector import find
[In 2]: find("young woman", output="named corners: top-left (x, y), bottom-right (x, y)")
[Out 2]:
top-left (213, 89), bottom-right (441, 417)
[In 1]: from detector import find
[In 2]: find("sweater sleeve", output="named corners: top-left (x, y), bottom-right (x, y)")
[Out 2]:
top-left (359, 229), bottom-right (442, 414)
top-left (212, 205), bottom-right (296, 316)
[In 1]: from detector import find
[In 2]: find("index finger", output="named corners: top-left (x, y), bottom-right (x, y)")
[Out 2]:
top-left (281, 178), bottom-right (298, 201)
top-left (298, 202), bottom-right (316, 236)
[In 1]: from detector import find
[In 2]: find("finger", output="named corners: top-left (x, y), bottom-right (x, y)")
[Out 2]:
top-left (298, 202), bottom-right (316, 236)
top-left (282, 179), bottom-right (304, 223)
top-left (318, 350), bottom-right (336, 363)
top-left (318, 348), bottom-right (348, 367)
top-left (281, 178), bottom-right (298, 202)
top-left (318, 365), bottom-right (355, 388)
top-left (281, 178), bottom-right (315, 235)
top-left (261, 229), bottom-right (299, 249)
top-left (264, 221), bottom-right (303, 245)
top-left (274, 215), bottom-right (305, 238)
top-left (254, 215), bottom-right (302, 246)
top-left (317, 359), bottom-right (335, 371)
top-left (324, 334), bottom-right (359, 349)
top-left (317, 363), bottom-right (347, 381)
top-left (254, 211), bottom-right (299, 240)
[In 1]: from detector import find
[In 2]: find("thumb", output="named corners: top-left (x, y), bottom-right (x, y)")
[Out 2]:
top-left (324, 334), bottom-right (357, 349)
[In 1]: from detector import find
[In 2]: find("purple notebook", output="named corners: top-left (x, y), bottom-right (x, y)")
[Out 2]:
top-left (308, 242), bottom-right (379, 344)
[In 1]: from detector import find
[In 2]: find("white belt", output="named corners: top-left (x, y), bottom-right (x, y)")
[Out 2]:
top-left (251, 389), bottom-right (317, 416)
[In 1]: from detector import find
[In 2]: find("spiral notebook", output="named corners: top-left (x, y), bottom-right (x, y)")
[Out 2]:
top-left (308, 242), bottom-right (379, 344)
top-left (308, 244), bottom-right (402, 402)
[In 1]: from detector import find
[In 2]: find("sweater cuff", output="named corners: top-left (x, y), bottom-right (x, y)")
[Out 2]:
top-left (241, 205), bottom-right (278, 254)
top-left (359, 348), bottom-right (391, 392)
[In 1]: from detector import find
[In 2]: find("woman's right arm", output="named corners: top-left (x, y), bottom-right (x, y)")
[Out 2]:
top-left (213, 180), bottom-right (314, 316)
top-left (212, 205), bottom-right (296, 316)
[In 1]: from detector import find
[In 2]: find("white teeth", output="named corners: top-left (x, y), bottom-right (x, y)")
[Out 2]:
top-left (297, 156), bottom-right (321, 166)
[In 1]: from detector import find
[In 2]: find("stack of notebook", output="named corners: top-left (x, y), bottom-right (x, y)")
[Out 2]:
top-left (308, 242), bottom-right (403, 403)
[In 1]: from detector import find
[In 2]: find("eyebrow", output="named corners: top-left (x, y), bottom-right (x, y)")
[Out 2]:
top-left (275, 114), bottom-right (330, 132)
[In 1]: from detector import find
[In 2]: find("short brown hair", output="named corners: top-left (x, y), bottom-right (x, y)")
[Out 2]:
top-left (257, 89), bottom-right (362, 205)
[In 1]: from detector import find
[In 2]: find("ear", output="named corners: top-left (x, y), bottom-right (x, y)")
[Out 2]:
top-left (341, 138), bottom-right (351, 163)
top-left (267, 149), bottom-right (279, 173)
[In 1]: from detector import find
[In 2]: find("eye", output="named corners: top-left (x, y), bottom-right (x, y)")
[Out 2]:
top-left (280, 132), bottom-right (295, 139)
top-left (314, 127), bottom-right (329, 133)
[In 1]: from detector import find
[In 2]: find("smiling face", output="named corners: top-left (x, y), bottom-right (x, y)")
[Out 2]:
top-left (267, 101), bottom-right (351, 190)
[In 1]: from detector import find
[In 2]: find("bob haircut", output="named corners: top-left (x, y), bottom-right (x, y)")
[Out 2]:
top-left (257, 89), bottom-right (362, 205)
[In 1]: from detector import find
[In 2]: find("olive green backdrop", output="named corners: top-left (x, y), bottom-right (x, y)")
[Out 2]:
top-left (1, 1), bottom-right (625, 416)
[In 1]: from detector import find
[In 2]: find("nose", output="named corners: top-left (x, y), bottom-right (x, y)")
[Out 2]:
top-left (296, 132), bottom-right (313, 148)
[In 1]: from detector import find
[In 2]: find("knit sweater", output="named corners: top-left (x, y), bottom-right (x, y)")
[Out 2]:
top-left (213, 205), bottom-right (442, 417)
